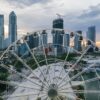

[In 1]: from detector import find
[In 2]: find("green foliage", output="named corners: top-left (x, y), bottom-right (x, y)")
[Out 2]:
top-left (76, 85), bottom-right (85, 99)
top-left (15, 61), bottom-right (24, 72)
top-left (77, 85), bottom-right (84, 90)
top-left (0, 97), bottom-right (3, 100)
top-left (57, 53), bottom-right (77, 61)
top-left (0, 72), bottom-right (9, 93)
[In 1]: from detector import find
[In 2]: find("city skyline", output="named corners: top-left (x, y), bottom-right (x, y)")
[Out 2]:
top-left (0, 0), bottom-right (100, 46)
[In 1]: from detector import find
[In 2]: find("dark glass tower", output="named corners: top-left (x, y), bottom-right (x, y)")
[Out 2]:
top-left (0, 15), bottom-right (4, 50)
top-left (52, 18), bottom-right (64, 55)
top-left (86, 26), bottom-right (96, 52)
top-left (9, 11), bottom-right (17, 44)
top-left (53, 18), bottom-right (63, 29)
top-left (74, 31), bottom-right (82, 51)
top-left (64, 33), bottom-right (70, 52)
top-left (40, 30), bottom-right (47, 46)
top-left (27, 32), bottom-right (39, 49)
top-left (87, 26), bottom-right (96, 45)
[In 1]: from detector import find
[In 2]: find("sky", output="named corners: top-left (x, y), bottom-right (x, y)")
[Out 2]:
top-left (0, 0), bottom-right (100, 44)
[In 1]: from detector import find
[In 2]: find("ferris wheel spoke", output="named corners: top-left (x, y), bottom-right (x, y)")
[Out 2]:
top-left (53, 62), bottom-right (56, 84)
top-left (57, 45), bottom-right (91, 87)
top-left (9, 50), bottom-right (49, 89)
top-left (83, 76), bottom-right (100, 84)
top-left (57, 96), bottom-right (61, 100)
top-left (47, 96), bottom-right (51, 100)
top-left (58, 63), bottom-right (97, 89)
top-left (59, 90), bottom-right (100, 94)
top-left (0, 80), bottom-right (41, 90)
top-left (0, 42), bottom-right (14, 60)
top-left (52, 44), bottom-right (59, 84)
top-left (80, 74), bottom-right (87, 100)
top-left (55, 45), bottom-right (71, 85)
top-left (24, 40), bottom-right (50, 86)
top-left (59, 92), bottom-right (76, 100)
top-left (77, 98), bottom-right (84, 100)
top-left (73, 48), bottom-right (82, 55)
top-left (2, 92), bottom-right (46, 99)
top-left (93, 65), bottom-right (100, 77)
top-left (39, 32), bottom-right (51, 84)
top-left (71, 45), bottom-right (91, 68)
top-left (58, 76), bottom-right (100, 92)
top-left (0, 64), bottom-right (47, 89)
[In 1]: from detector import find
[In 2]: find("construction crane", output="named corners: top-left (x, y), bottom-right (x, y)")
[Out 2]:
top-left (56, 13), bottom-right (64, 18)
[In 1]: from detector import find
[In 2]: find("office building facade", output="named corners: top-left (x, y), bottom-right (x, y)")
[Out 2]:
top-left (74, 31), bottom-right (82, 51)
top-left (64, 33), bottom-right (70, 52)
top-left (27, 32), bottom-right (39, 49)
top-left (9, 11), bottom-right (17, 44)
top-left (52, 18), bottom-right (64, 55)
top-left (87, 26), bottom-right (96, 52)
top-left (40, 30), bottom-right (47, 46)
top-left (0, 15), bottom-right (4, 50)
top-left (87, 26), bottom-right (96, 45)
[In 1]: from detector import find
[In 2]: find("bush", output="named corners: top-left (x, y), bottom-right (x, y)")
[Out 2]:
top-left (0, 73), bottom-right (9, 93)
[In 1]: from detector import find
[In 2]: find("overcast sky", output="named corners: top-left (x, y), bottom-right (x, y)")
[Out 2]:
top-left (0, 0), bottom-right (100, 41)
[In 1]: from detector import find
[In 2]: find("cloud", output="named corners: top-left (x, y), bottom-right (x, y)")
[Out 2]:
top-left (63, 4), bottom-right (100, 31)
top-left (0, 0), bottom-right (100, 42)
top-left (78, 4), bottom-right (100, 19)
top-left (6, 0), bottom-right (50, 8)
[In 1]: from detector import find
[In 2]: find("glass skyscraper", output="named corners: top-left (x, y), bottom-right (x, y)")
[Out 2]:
top-left (86, 26), bottom-right (96, 52)
top-left (52, 18), bottom-right (64, 55)
top-left (87, 26), bottom-right (96, 45)
top-left (40, 30), bottom-right (47, 46)
top-left (0, 15), bottom-right (4, 50)
top-left (27, 32), bottom-right (39, 49)
top-left (9, 11), bottom-right (17, 44)
top-left (64, 33), bottom-right (70, 52)
top-left (74, 31), bottom-right (82, 51)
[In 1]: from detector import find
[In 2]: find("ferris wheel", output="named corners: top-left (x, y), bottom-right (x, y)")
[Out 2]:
top-left (0, 29), bottom-right (100, 100)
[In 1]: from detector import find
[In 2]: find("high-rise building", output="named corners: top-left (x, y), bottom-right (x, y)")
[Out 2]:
top-left (52, 18), bottom-right (64, 55)
top-left (18, 43), bottom-right (28, 56)
top-left (74, 31), bottom-right (82, 51)
top-left (27, 32), bottom-right (39, 49)
top-left (4, 38), bottom-right (9, 49)
top-left (40, 30), bottom-right (47, 46)
top-left (9, 11), bottom-right (17, 44)
top-left (33, 32), bottom-right (39, 48)
top-left (64, 33), bottom-right (70, 52)
top-left (27, 34), bottom-right (34, 49)
top-left (86, 26), bottom-right (96, 52)
top-left (53, 18), bottom-right (63, 29)
top-left (0, 15), bottom-right (4, 50)
top-left (87, 26), bottom-right (96, 45)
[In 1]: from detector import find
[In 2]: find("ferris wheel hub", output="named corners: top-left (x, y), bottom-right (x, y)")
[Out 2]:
top-left (48, 84), bottom-right (58, 98)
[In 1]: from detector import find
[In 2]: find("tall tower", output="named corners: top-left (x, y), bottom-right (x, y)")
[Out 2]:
top-left (52, 18), bottom-right (64, 55)
top-left (64, 33), bottom-right (70, 52)
top-left (0, 15), bottom-right (4, 50)
top-left (87, 26), bottom-right (96, 45)
top-left (74, 31), bottom-right (82, 51)
top-left (53, 18), bottom-right (63, 29)
top-left (9, 11), bottom-right (17, 44)
top-left (40, 30), bottom-right (47, 46)
top-left (86, 26), bottom-right (96, 52)
top-left (33, 32), bottom-right (39, 48)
